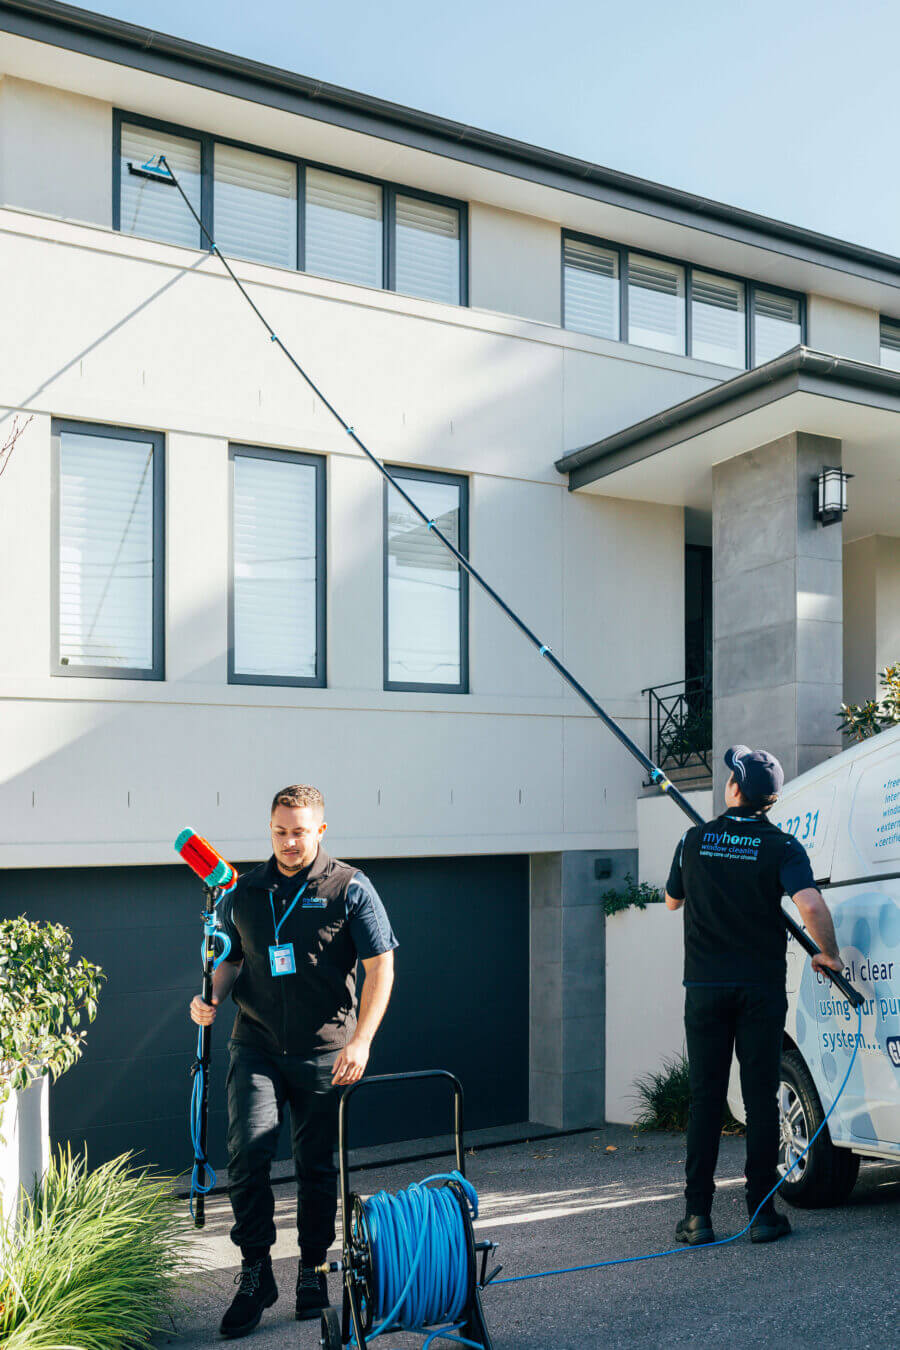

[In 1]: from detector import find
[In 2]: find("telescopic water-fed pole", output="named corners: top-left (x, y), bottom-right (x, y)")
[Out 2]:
top-left (175, 829), bottom-right (237, 1226)
top-left (138, 154), bottom-right (863, 1010)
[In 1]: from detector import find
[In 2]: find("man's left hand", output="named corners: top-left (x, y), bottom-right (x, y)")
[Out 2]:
top-left (332, 1036), bottom-right (371, 1086)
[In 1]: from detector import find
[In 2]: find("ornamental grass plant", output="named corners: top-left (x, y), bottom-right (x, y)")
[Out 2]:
top-left (0, 1147), bottom-right (192, 1350)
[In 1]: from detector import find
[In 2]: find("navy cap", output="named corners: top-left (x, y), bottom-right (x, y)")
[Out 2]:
top-left (724, 744), bottom-right (784, 804)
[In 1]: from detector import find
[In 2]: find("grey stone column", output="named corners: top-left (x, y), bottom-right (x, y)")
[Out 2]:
top-left (529, 849), bottom-right (635, 1128)
top-left (712, 433), bottom-right (843, 807)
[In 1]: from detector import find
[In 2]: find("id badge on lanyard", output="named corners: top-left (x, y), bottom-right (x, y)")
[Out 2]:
top-left (268, 882), bottom-right (309, 978)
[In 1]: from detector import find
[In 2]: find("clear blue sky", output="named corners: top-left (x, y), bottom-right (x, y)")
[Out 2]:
top-left (92, 0), bottom-right (898, 255)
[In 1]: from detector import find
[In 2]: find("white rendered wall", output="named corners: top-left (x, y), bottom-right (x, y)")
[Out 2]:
top-left (806, 295), bottom-right (880, 365)
top-left (843, 535), bottom-right (900, 707)
top-left (468, 203), bottom-right (561, 325)
top-left (0, 77), bottom-right (110, 226)
top-left (601, 789), bottom-right (714, 1124)
top-left (0, 206), bottom-right (702, 869)
top-left (605, 905), bottom-right (685, 1124)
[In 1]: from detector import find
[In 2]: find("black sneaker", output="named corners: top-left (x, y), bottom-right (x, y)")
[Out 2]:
top-left (750, 1204), bottom-right (792, 1244)
top-left (219, 1257), bottom-right (277, 1339)
top-left (295, 1264), bottom-right (329, 1321)
top-left (675, 1212), bottom-right (715, 1246)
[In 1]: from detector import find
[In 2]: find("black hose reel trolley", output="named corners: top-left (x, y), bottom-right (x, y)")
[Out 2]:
top-left (319, 1071), bottom-right (499, 1349)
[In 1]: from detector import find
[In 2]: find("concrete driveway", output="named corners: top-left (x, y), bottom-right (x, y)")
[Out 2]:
top-left (160, 1125), bottom-right (899, 1350)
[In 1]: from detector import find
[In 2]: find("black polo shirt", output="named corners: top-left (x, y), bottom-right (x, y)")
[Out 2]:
top-left (218, 848), bottom-right (397, 1057)
top-left (667, 809), bottom-right (815, 986)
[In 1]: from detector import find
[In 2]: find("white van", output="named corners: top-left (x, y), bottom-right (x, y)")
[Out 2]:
top-left (727, 723), bottom-right (900, 1206)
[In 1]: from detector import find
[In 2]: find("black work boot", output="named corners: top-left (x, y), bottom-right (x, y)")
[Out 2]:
top-left (219, 1255), bottom-right (277, 1338)
top-left (675, 1212), bottom-right (715, 1246)
top-left (750, 1203), bottom-right (792, 1244)
top-left (295, 1263), bottom-right (329, 1321)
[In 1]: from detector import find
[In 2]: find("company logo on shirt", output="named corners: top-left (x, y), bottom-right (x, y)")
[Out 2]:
top-left (700, 828), bottom-right (761, 863)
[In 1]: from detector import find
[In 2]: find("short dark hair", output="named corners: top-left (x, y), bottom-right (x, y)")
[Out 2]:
top-left (270, 784), bottom-right (325, 817)
top-left (729, 773), bottom-right (777, 813)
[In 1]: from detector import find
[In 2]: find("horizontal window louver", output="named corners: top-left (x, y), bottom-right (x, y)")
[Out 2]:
top-left (58, 432), bottom-right (156, 670)
top-left (214, 143), bottom-right (297, 268)
top-left (691, 271), bottom-right (745, 368)
top-left (305, 168), bottom-right (383, 289)
top-left (120, 123), bottom-right (201, 248)
top-left (387, 476), bottom-right (462, 687)
top-left (233, 454), bottom-right (319, 680)
top-left (753, 289), bottom-right (801, 365)
top-left (395, 196), bottom-right (460, 304)
top-left (628, 254), bottom-right (685, 354)
top-left (563, 239), bottom-right (619, 340)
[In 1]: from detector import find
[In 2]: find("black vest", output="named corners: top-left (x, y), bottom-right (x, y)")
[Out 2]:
top-left (227, 848), bottom-right (362, 1056)
top-left (680, 812), bottom-right (791, 985)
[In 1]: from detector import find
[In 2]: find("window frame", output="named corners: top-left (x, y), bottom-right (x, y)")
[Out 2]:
top-left (113, 110), bottom-right (469, 305)
top-left (227, 443), bottom-right (327, 689)
top-left (51, 417), bottom-right (166, 682)
top-left (878, 315), bottom-right (900, 367)
top-left (561, 229), bottom-right (806, 368)
top-left (383, 465), bottom-right (470, 695)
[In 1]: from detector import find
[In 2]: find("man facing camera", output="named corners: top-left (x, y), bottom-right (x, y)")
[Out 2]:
top-left (189, 784), bottom-right (397, 1338)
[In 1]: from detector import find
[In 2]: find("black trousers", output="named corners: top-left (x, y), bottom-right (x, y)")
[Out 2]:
top-left (684, 984), bottom-right (787, 1216)
top-left (226, 1041), bottom-right (340, 1264)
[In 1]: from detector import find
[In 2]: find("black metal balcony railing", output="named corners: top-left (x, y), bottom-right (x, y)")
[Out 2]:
top-left (641, 675), bottom-right (712, 783)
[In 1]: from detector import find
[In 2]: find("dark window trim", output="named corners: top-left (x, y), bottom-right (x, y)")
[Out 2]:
top-left (383, 465), bottom-right (469, 694)
top-left (228, 443), bottom-right (327, 689)
top-left (878, 314), bottom-right (900, 355)
top-left (51, 417), bottom-right (166, 682)
top-left (113, 108), bottom-right (469, 305)
top-left (562, 228), bottom-right (805, 369)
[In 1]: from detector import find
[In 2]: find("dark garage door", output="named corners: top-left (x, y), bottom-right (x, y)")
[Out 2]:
top-left (1, 854), bottom-right (529, 1171)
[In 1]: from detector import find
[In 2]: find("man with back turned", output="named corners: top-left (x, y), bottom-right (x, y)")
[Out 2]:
top-left (665, 745), bottom-right (842, 1245)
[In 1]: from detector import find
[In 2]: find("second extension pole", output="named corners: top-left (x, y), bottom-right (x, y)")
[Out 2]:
top-left (141, 154), bottom-right (861, 1009)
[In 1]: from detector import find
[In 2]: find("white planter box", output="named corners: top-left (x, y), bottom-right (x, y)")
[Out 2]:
top-left (0, 1075), bottom-right (50, 1224)
top-left (605, 904), bottom-right (685, 1124)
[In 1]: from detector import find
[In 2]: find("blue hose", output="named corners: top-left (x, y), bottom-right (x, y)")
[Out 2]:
top-left (353, 1172), bottom-right (483, 1348)
top-left (493, 1005), bottom-right (864, 1285)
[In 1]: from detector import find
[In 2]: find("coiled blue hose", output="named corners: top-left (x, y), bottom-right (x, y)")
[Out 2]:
top-left (354, 1172), bottom-right (483, 1348)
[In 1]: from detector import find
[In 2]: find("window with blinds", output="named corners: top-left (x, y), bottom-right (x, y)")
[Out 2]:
top-left (120, 122), bottom-right (201, 248)
top-left (231, 449), bottom-right (324, 686)
top-left (753, 290), bottom-right (801, 366)
top-left (305, 168), bottom-right (383, 289)
top-left (628, 254), bottom-right (686, 354)
top-left (55, 424), bottom-right (163, 678)
top-left (879, 317), bottom-right (900, 372)
top-left (691, 271), bottom-right (746, 368)
top-left (395, 195), bottom-right (460, 304)
top-left (563, 239), bottom-right (620, 340)
top-left (214, 144), bottom-right (297, 268)
top-left (385, 471), bottom-right (467, 691)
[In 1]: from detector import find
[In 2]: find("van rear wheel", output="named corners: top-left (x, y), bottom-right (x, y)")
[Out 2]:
top-left (776, 1048), bottom-right (859, 1208)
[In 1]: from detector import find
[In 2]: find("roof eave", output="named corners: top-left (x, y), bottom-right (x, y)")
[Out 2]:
top-left (557, 348), bottom-right (900, 488)
top-left (1, 0), bottom-right (899, 287)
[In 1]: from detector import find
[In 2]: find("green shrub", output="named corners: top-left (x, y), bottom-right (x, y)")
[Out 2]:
top-left (0, 1148), bottom-right (192, 1350)
top-left (632, 1053), bottom-right (744, 1134)
top-left (0, 915), bottom-right (103, 1119)
top-left (838, 662), bottom-right (900, 742)
top-left (601, 873), bottom-right (663, 917)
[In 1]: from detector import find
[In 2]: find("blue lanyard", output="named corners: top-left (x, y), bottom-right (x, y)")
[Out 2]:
top-left (269, 881), bottom-right (309, 944)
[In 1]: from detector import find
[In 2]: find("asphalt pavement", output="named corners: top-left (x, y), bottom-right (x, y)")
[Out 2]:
top-left (159, 1125), bottom-right (900, 1350)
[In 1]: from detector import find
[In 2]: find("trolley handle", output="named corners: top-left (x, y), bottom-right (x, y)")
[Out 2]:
top-left (338, 1070), bottom-right (466, 1220)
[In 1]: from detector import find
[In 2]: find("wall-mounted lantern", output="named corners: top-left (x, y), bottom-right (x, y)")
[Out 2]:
top-left (813, 466), bottom-right (852, 527)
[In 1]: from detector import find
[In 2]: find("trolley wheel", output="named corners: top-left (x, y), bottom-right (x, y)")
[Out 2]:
top-left (320, 1305), bottom-right (342, 1350)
